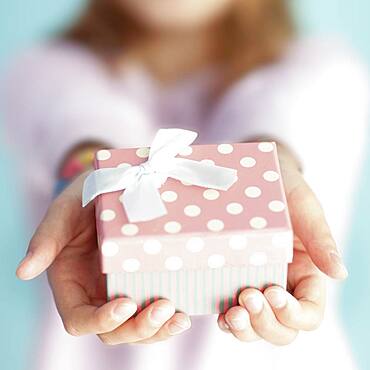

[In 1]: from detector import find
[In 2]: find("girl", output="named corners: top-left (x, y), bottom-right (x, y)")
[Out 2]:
top-left (2, 0), bottom-right (369, 369)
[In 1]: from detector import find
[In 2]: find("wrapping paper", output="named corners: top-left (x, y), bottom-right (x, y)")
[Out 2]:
top-left (93, 141), bottom-right (293, 314)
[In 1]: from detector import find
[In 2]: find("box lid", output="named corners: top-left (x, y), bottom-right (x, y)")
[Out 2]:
top-left (94, 142), bottom-right (293, 274)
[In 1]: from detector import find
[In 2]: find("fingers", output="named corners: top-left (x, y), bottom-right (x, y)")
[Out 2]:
top-left (219, 277), bottom-right (325, 345)
top-left (239, 289), bottom-right (298, 346)
top-left (132, 312), bottom-right (191, 344)
top-left (16, 172), bottom-right (91, 280)
top-left (286, 177), bottom-right (348, 280)
top-left (64, 298), bottom-right (138, 336)
top-left (264, 277), bottom-right (326, 331)
top-left (220, 306), bottom-right (261, 343)
top-left (217, 314), bottom-right (231, 333)
top-left (49, 276), bottom-right (135, 336)
top-left (99, 299), bottom-right (177, 345)
top-left (52, 275), bottom-right (189, 344)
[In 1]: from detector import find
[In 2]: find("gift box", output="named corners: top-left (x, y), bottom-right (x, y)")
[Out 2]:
top-left (83, 129), bottom-right (293, 315)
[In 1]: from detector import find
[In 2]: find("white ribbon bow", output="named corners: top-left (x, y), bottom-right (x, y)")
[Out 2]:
top-left (82, 128), bottom-right (238, 223)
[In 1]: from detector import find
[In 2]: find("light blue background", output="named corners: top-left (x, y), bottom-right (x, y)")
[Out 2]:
top-left (0, 1), bottom-right (369, 369)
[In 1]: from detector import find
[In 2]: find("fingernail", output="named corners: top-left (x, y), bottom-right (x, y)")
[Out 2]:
top-left (242, 294), bottom-right (264, 314)
top-left (265, 288), bottom-right (287, 309)
top-left (168, 317), bottom-right (191, 335)
top-left (16, 251), bottom-right (35, 278)
top-left (112, 302), bottom-right (137, 321)
top-left (330, 252), bottom-right (348, 279)
top-left (227, 313), bottom-right (248, 331)
top-left (150, 304), bottom-right (175, 326)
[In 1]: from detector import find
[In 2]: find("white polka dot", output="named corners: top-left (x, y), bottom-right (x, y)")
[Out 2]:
top-left (249, 252), bottom-right (268, 266)
top-left (143, 239), bottom-right (162, 255)
top-left (244, 186), bottom-right (262, 198)
top-left (226, 202), bottom-right (243, 215)
top-left (96, 150), bottom-right (111, 161)
top-left (208, 254), bottom-right (226, 268)
top-left (119, 193), bottom-right (124, 203)
top-left (229, 235), bottom-right (248, 250)
top-left (101, 241), bottom-right (119, 257)
top-left (201, 159), bottom-right (215, 166)
top-left (179, 146), bottom-right (193, 156)
top-left (207, 219), bottom-right (224, 232)
top-left (100, 209), bottom-right (116, 222)
top-left (258, 142), bottom-right (274, 152)
top-left (240, 156), bottom-right (256, 168)
top-left (217, 144), bottom-right (234, 154)
top-left (272, 232), bottom-right (293, 247)
top-left (164, 221), bottom-right (182, 234)
top-left (117, 162), bottom-right (131, 169)
top-left (268, 200), bottom-right (286, 212)
top-left (122, 258), bottom-right (141, 272)
top-left (186, 237), bottom-right (205, 253)
top-left (203, 189), bottom-right (220, 200)
top-left (181, 180), bottom-right (192, 186)
top-left (249, 217), bottom-right (267, 229)
top-left (184, 205), bottom-right (201, 217)
top-left (136, 147), bottom-right (150, 158)
top-left (165, 256), bottom-right (183, 271)
top-left (121, 224), bottom-right (139, 236)
top-left (263, 170), bottom-right (279, 182)
top-left (161, 191), bottom-right (178, 203)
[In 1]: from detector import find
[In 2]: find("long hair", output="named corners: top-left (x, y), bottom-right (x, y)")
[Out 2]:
top-left (65, 0), bottom-right (294, 89)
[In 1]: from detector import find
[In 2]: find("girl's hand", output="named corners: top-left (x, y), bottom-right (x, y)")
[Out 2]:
top-left (217, 143), bottom-right (348, 345)
top-left (16, 172), bottom-right (191, 345)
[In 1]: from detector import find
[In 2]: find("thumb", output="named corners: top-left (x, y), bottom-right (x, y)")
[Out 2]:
top-left (287, 179), bottom-right (348, 280)
top-left (16, 233), bottom-right (63, 281)
top-left (16, 173), bottom-right (89, 280)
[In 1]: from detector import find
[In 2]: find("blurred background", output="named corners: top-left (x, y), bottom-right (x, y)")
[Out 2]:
top-left (0, 1), bottom-right (369, 370)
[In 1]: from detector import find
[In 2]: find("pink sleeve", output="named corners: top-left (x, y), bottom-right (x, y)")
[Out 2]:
top-left (1, 42), bottom-right (154, 210)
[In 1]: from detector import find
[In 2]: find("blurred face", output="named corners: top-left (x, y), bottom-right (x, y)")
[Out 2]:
top-left (117, 0), bottom-right (236, 30)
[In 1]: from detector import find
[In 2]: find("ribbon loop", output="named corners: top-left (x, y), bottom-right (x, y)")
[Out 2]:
top-left (168, 158), bottom-right (238, 190)
top-left (82, 129), bottom-right (238, 222)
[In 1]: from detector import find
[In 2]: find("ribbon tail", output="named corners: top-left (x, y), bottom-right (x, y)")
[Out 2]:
top-left (122, 176), bottom-right (168, 223)
top-left (168, 158), bottom-right (238, 190)
top-left (82, 167), bottom-right (135, 207)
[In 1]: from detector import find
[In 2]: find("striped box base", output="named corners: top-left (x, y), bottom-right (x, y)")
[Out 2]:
top-left (107, 264), bottom-right (287, 315)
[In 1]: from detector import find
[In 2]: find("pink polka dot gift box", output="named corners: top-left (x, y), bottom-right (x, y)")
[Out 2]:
top-left (83, 129), bottom-right (293, 315)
